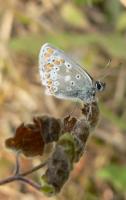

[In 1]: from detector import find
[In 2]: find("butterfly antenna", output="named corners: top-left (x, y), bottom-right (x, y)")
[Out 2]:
top-left (98, 59), bottom-right (111, 81)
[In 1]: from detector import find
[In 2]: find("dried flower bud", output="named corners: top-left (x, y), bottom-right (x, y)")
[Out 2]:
top-left (37, 116), bottom-right (61, 143)
top-left (82, 102), bottom-right (99, 129)
top-left (72, 119), bottom-right (90, 161)
top-left (63, 115), bottom-right (77, 132)
top-left (41, 145), bottom-right (72, 195)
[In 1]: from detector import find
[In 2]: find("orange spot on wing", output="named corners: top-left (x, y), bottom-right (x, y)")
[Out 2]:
top-left (60, 59), bottom-right (65, 64)
top-left (47, 79), bottom-right (52, 86)
top-left (44, 53), bottom-right (50, 58)
top-left (47, 48), bottom-right (54, 54)
top-left (47, 63), bottom-right (53, 68)
top-left (54, 60), bottom-right (60, 65)
top-left (44, 63), bottom-right (53, 72)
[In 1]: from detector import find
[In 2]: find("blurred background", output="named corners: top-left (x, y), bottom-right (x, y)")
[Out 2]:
top-left (0, 0), bottom-right (126, 199)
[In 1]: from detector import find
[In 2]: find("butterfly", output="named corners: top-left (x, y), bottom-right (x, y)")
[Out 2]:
top-left (39, 43), bottom-right (105, 103)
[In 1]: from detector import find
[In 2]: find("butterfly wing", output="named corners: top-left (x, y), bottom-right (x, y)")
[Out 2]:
top-left (39, 43), bottom-right (94, 102)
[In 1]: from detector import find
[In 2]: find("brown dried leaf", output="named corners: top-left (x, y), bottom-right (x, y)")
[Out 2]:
top-left (5, 115), bottom-right (62, 157)
top-left (5, 121), bottom-right (44, 157)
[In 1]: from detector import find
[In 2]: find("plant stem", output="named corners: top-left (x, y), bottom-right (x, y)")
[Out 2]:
top-left (0, 160), bottom-right (48, 190)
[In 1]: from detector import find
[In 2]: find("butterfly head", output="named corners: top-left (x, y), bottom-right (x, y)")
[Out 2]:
top-left (95, 80), bottom-right (106, 92)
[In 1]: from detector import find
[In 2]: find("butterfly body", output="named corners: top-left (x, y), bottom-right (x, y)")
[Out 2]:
top-left (39, 43), bottom-right (105, 103)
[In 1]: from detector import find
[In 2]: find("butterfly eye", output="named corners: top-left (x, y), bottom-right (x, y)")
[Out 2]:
top-left (96, 81), bottom-right (105, 92)
top-left (97, 83), bottom-right (101, 90)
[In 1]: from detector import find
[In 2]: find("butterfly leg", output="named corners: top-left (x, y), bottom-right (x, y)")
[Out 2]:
top-left (86, 103), bottom-right (92, 121)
